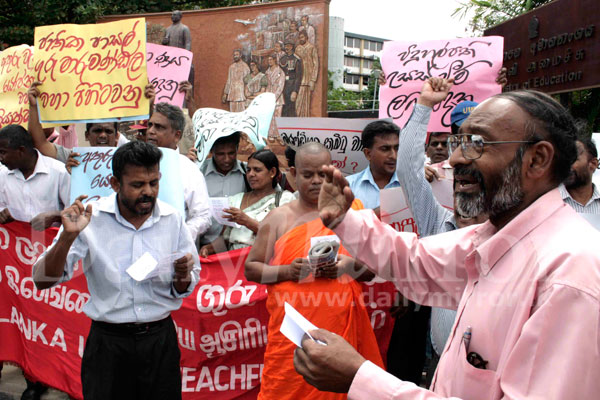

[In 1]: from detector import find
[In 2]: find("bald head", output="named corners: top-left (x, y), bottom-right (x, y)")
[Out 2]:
top-left (292, 142), bottom-right (332, 206)
top-left (295, 142), bottom-right (331, 169)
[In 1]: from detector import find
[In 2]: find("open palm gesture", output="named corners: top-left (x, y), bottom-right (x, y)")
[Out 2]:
top-left (318, 165), bottom-right (354, 229)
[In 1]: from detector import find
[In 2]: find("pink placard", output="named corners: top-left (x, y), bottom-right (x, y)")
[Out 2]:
top-left (379, 36), bottom-right (504, 132)
top-left (147, 43), bottom-right (193, 107)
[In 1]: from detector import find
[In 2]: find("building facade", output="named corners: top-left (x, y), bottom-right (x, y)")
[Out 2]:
top-left (328, 18), bottom-right (388, 92)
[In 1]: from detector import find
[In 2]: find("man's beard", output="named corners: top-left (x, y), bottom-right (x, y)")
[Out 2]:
top-left (120, 194), bottom-right (156, 216)
top-left (564, 169), bottom-right (589, 190)
top-left (454, 147), bottom-right (525, 220)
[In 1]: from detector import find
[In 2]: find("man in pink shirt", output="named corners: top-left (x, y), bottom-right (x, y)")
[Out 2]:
top-left (293, 90), bottom-right (600, 399)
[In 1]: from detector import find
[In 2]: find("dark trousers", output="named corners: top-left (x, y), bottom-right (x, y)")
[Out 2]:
top-left (82, 316), bottom-right (181, 400)
top-left (386, 301), bottom-right (431, 385)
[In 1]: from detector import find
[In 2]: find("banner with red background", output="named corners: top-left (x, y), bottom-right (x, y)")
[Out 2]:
top-left (0, 222), bottom-right (394, 399)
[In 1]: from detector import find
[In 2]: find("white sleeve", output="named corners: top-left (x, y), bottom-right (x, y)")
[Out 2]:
top-left (182, 164), bottom-right (212, 239)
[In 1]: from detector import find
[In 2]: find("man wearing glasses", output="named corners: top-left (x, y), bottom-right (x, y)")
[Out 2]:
top-left (294, 89), bottom-right (600, 399)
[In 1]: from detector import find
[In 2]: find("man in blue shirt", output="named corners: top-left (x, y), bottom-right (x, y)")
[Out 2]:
top-left (34, 141), bottom-right (200, 400)
top-left (346, 120), bottom-right (401, 209)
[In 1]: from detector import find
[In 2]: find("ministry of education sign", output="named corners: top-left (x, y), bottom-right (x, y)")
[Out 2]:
top-left (485, 0), bottom-right (599, 94)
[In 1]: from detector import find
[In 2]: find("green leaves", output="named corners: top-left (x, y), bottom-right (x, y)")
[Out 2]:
top-left (2, 0), bottom-right (269, 46)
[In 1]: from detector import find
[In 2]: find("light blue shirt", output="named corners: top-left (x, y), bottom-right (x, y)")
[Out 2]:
top-left (36, 193), bottom-right (200, 323)
top-left (346, 166), bottom-right (400, 209)
top-left (200, 158), bottom-right (247, 197)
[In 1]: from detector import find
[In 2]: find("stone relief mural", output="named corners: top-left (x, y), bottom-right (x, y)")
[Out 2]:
top-left (222, 6), bottom-right (323, 135)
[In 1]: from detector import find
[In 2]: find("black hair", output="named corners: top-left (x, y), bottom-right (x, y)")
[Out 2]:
top-left (578, 135), bottom-right (598, 159)
top-left (361, 120), bottom-right (400, 149)
top-left (0, 124), bottom-right (34, 150)
top-left (427, 131), bottom-right (449, 146)
top-left (112, 141), bottom-right (162, 182)
top-left (494, 90), bottom-right (578, 184)
top-left (451, 123), bottom-right (460, 135)
top-left (86, 122), bottom-right (118, 133)
top-left (154, 102), bottom-right (185, 132)
top-left (284, 146), bottom-right (296, 168)
top-left (212, 132), bottom-right (241, 150)
top-left (248, 149), bottom-right (280, 188)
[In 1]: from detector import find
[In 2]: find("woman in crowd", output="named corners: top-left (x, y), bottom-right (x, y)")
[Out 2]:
top-left (200, 149), bottom-right (294, 256)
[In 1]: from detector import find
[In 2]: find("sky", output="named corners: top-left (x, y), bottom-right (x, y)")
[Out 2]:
top-left (329, 0), bottom-right (474, 42)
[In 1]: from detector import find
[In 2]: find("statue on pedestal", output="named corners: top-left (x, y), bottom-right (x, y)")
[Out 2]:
top-left (163, 10), bottom-right (194, 87)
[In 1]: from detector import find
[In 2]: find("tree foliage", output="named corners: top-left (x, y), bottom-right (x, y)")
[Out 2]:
top-left (452, 0), bottom-right (553, 35)
top-left (453, 0), bottom-right (600, 131)
top-left (0, 0), bottom-right (272, 47)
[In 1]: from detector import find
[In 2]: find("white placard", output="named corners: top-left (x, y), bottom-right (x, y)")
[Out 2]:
top-left (277, 117), bottom-right (392, 176)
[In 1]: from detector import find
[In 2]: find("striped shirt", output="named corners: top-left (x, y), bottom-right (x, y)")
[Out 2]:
top-left (396, 104), bottom-right (456, 235)
top-left (559, 183), bottom-right (600, 214)
top-left (396, 104), bottom-right (457, 356)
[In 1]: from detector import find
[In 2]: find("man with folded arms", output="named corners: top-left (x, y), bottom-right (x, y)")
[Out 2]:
top-left (34, 141), bottom-right (200, 400)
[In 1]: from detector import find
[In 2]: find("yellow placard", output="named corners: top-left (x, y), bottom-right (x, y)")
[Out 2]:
top-left (0, 45), bottom-right (35, 129)
top-left (0, 89), bottom-right (29, 129)
top-left (33, 18), bottom-right (149, 123)
top-left (0, 44), bottom-right (35, 94)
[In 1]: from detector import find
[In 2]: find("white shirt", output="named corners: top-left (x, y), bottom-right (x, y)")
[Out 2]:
top-left (559, 182), bottom-right (600, 214)
top-left (35, 193), bottom-right (200, 323)
top-left (117, 133), bottom-right (129, 147)
top-left (179, 154), bottom-right (211, 239)
top-left (0, 150), bottom-right (70, 222)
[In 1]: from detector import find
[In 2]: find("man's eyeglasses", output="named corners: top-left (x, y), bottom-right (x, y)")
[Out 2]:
top-left (447, 134), bottom-right (537, 160)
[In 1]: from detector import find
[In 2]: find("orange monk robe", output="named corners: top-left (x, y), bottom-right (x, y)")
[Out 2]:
top-left (258, 200), bottom-right (384, 400)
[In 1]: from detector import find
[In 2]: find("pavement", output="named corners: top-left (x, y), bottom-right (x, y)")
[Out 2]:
top-left (0, 364), bottom-right (70, 399)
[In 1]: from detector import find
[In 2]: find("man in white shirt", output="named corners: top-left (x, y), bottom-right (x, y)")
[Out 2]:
top-left (33, 141), bottom-right (200, 399)
top-left (0, 124), bottom-right (70, 229)
top-left (559, 136), bottom-right (600, 213)
top-left (146, 102), bottom-right (212, 239)
top-left (0, 123), bottom-right (71, 399)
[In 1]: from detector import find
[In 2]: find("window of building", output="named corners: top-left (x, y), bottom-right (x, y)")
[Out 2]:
top-left (345, 37), bottom-right (360, 48)
top-left (370, 41), bottom-right (379, 51)
top-left (363, 59), bottom-right (373, 69)
top-left (344, 57), bottom-right (361, 67)
top-left (344, 74), bottom-right (360, 85)
top-left (377, 42), bottom-right (383, 52)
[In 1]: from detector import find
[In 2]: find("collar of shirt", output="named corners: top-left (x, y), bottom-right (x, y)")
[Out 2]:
top-left (356, 166), bottom-right (400, 190)
top-left (97, 193), bottom-right (175, 231)
top-left (558, 182), bottom-right (600, 206)
top-left (203, 158), bottom-right (244, 177)
top-left (7, 150), bottom-right (50, 180)
top-left (471, 188), bottom-right (565, 276)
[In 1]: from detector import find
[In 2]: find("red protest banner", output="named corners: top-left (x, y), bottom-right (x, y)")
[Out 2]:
top-left (0, 221), bottom-right (91, 397)
top-left (0, 223), bottom-right (394, 399)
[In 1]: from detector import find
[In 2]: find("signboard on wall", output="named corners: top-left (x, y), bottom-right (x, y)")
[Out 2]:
top-left (485, 0), bottom-right (600, 94)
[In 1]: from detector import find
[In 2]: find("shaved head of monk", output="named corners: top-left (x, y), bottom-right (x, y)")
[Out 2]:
top-left (291, 142), bottom-right (332, 206)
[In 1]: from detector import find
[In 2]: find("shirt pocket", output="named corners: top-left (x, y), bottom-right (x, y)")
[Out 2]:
top-left (456, 338), bottom-right (500, 399)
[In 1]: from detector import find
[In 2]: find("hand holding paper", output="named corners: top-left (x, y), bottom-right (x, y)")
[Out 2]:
top-left (280, 302), bottom-right (326, 348)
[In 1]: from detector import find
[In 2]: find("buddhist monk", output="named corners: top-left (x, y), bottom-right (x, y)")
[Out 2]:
top-left (245, 142), bottom-right (383, 400)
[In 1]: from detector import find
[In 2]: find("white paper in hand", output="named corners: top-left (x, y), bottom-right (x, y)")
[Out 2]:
top-left (280, 302), bottom-right (325, 348)
top-left (209, 197), bottom-right (241, 228)
top-left (126, 252), bottom-right (158, 281)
